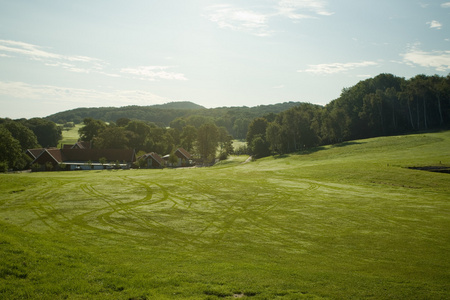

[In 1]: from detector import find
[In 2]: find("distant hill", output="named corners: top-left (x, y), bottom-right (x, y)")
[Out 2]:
top-left (46, 101), bottom-right (305, 125)
top-left (150, 101), bottom-right (205, 110)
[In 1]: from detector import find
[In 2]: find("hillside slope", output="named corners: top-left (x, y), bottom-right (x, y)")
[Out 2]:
top-left (0, 131), bottom-right (448, 299)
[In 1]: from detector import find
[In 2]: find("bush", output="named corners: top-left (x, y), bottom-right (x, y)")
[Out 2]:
top-left (219, 151), bottom-right (228, 161)
top-left (31, 163), bottom-right (41, 172)
top-left (45, 162), bottom-right (54, 171)
top-left (0, 161), bottom-right (8, 173)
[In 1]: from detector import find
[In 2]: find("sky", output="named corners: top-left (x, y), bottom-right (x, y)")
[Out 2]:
top-left (1, 0), bottom-right (450, 119)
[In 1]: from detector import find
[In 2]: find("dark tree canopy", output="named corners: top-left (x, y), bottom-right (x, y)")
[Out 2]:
top-left (248, 73), bottom-right (450, 159)
top-left (23, 118), bottom-right (62, 147)
top-left (1, 121), bottom-right (39, 150)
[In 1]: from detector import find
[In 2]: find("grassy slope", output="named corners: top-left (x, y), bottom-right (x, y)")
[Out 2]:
top-left (1, 131), bottom-right (449, 299)
top-left (58, 124), bottom-right (83, 147)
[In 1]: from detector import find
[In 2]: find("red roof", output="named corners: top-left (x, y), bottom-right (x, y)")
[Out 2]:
top-left (30, 148), bottom-right (136, 165)
top-left (138, 152), bottom-right (165, 166)
top-left (26, 148), bottom-right (45, 159)
top-left (175, 147), bottom-right (191, 160)
top-left (61, 149), bottom-right (135, 163)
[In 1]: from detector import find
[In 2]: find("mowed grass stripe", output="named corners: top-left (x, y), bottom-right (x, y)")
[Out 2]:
top-left (0, 131), bottom-right (449, 299)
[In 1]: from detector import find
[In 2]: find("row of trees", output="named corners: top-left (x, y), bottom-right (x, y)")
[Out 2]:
top-left (78, 117), bottom-right (233, 163)
top-left (247, 73), bottom-right (450, 157)
top-left (47, 101), bottom-right (302, 140)
top-left (0, 118), bottom-right (62, 170)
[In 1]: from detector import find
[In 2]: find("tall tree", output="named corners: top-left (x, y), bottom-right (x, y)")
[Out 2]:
top-left (24, 118), bottom-right (62, 147)
top-left (180, 125), bottom-right (197, 152)
top-left (1, 121), bottom-right (39, 150)
top-left (95, 127), bottom-right (129, 149)
top-left (78, 118), bottom-right (107, 142)
top-left (246, 117), bottom-right (268, 146)
top-left (196, 123), bottom-right (219, 163)
top-left (266, 122), bottom-right (282, 154)
top-left (0, 127), bottom-right (27, 170)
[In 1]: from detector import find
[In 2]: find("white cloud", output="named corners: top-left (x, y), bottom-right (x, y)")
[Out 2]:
top-left (427, 20), bottom-right (442, 30)
top-left (120, 66), bottom-right (188, 81)
top-left (299, 61), bottom-right (378, 75)
top-left (204, 4), bottom-right (272, 37)
top-left (205, 1), bottom-right (333, 36)
top-left (276, 0), bottom-right (334, 19)
top-left (441, 2), bottom-right (450, 8)
top-left (0, 39), bottom-right (106, 73)
top-left (402, 49), bottom-right (450, 72)
top-left (0, 81), bottom-right (167, 107)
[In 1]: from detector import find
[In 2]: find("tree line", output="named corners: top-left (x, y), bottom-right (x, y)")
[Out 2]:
top-left (79, 117), bottom-right (233, 164)
top-left (46, 101), bottom-right (301, 140)
top-left (247, 73), bottom-right (450, 158)
top-left (0, 118), bottom-right (62, 171)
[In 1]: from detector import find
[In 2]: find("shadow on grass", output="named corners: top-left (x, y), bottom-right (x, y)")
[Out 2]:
top-left (272, 141), bottom-right (365, 158)
top-left (273, 154), bottom-right (290, 159)
top-left (297, 146), bottom-right (327, 155)
top-left (331, 141), bottom-right (364, 148)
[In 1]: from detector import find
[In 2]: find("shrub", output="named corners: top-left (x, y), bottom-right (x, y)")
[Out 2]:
top-left (0, 161), bottom-right (8, 173)
top-left (31, 163), bottom-right (41, 172)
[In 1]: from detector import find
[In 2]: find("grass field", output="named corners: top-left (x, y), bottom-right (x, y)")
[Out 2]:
top-left (58, 124), bottom-right (83, 147)
top-left (1, 131), bottom-right (449, 299)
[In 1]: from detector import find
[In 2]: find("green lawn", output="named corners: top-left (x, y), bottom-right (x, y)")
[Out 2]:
top-left (58, 124), bottom-right (83, 147)
top-left (1, 131), bottom-right (449, 299)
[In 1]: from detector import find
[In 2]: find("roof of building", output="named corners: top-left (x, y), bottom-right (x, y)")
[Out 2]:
top-left (175, 147), bottom-right (192, 160)
top-left (29, 148), bottom-right (136, 165)
top-left (138, 152), bottom-right (165, 166)
top-left (26, 148), bottom-right (46, 159)
top-left (61, 149), bottom-right (135, 163)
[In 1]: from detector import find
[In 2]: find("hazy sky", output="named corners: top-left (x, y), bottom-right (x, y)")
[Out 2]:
top-left (1, 0), bottom-right (449, 119)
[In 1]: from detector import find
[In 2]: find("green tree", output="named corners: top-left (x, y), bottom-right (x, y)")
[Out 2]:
top-left (218, 126), bottom-right (233, 155)
top-left (116, 117), bottom-right (131, 127)
top-left (250, 134), bottom-right (270, 158)
top-left (246, 117), bottom-right (268, 146)
top-left (169, 118), bottom-right (187, 131)
top-left (180, 125), bottom-right (197, 152)
top-left (1, 121), bottom-right (40, 150)
top-left (99, 157), bottom-right (107, 168)
top-left (24, 118), bottom-right (62, 147)
top-left (125, 120), bottom-right (152, 150)
top-left (232, 118), bottom-right (250, 140)
top-left (168, 151), bottom-right (179, 167)
top-left (95, 127), bottom-right (129, 149)
top-left (266, 122), bottom-right (282, 154)
top-left (0, 127), bottom-right (28, 170)
top-left (196, 123), bottom-right (219, 163)
top-left (78, 118), bottom-right (107, 142)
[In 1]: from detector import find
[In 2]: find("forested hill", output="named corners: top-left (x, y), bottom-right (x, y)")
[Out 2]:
top-left (46, 101), bottom-right (205, 124)
top-left (46, 101), bottom-right (303, 128)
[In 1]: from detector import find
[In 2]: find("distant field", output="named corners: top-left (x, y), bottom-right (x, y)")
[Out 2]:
top-left (58, 124), bottom-right (82, 146)
top-left (1, 131), bottom-right (449, 299)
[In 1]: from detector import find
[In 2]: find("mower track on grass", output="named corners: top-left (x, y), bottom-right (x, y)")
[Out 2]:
top-left (71, 180), bottom-right (206, 247)
top-left (24, 181), bottom-right (73, 231)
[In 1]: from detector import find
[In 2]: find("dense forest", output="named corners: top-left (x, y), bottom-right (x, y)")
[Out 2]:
top-left (247, 73), bottom-right (450, 157)
top-left (46, 101), bottom-right (302, 139)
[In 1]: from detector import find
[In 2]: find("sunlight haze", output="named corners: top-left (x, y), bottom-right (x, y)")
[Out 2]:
top-left (1, 0), bottom-right (449, 118)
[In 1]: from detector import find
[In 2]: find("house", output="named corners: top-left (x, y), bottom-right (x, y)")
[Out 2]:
top-left (136, 152), bottom-right (165, 169)
top-left (175, 147), bottom-right (192, 167)
top-left (26, 148), bottom-right (54, 161)
top-left (62, 140), bottom-right (92, 149)
top-left (28, 148), bottom-right (136, 171)
top-left (163, 148), bottom-right (193, 167)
